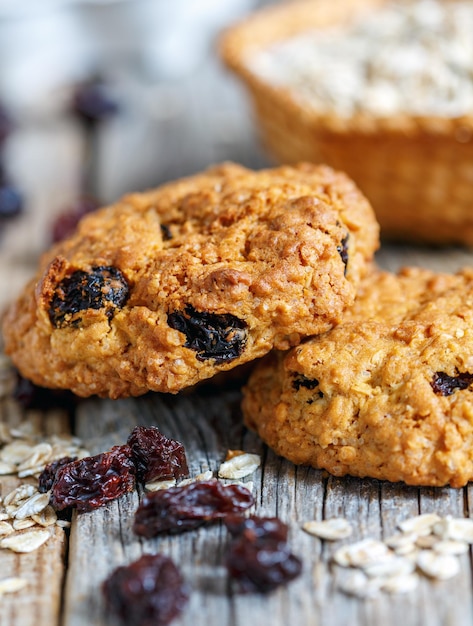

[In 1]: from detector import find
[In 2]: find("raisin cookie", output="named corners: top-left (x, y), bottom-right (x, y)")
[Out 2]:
top-left (2, 162), bottom-right (378, 398)
top-left (243, 267), bottom-right (473, 487)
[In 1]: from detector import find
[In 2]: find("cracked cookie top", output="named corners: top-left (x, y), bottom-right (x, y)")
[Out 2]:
top-left (2, 162), bottom-right (378, 397)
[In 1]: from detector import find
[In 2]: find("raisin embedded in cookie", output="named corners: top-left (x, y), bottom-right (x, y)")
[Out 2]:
top-left (2, 162), bottom-right (378, 398)
top-left (242, 267), bottom-right (473, 488)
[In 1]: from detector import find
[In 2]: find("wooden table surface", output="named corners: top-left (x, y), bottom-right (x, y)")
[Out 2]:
top-left (3, 10), bottom-right (473, 626)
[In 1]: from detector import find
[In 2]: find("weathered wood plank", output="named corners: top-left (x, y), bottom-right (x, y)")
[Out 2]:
top-left (0, 395), bottom-right (71, 626)
top-left (59, 385), bottom-right (473, 626)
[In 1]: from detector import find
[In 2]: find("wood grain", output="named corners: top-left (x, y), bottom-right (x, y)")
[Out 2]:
top-left (57, 389), bottom-right (473, 626)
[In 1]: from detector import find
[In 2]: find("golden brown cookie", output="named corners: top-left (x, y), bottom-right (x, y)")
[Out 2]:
top-left (243, 267), bottom-right (473, 487)
top-left (2, 162), bottom-right (378, 398)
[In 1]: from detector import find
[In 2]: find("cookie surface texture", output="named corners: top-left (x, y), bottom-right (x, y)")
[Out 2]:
top-left (242, 267), bottom-right (473, 487)
top-left (2, 162), bottom-right (378, 398)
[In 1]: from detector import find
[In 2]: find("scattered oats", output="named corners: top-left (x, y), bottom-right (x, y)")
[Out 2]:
top-left (337, 570), bottom-right (382, 598)
top-left (4, 484), bottom-right (37, 507)
top-left (398, 513), bottom-right (441, 535)
top-left (434, 517), bottom-right (473, 543)
top-left (18, 465), bottom-right (48, 479)
top-left (0, 577), bottom-right (28, 595)
top-left (1, 441), bottom-right (34, 465)
top-left (144, 479), bottom-right (176, 492)
top-left (12, 518), bottom-right (36, 531)
top-left (0, 513), bottom-right (9, 522)
top-left (404, 548), bottom-right (421, 564)
top-left (303, 518), bottom-right (353, 541)
top-left (14, 491), bottom-right (50, 520)
top-left (0, 461), bottom-right (15, 475)
top-left (417, 550), bottom-right (460, 580)
top-left (32, 506), bottom-right (57, 527)
top-left (415, 534), bottom-right (439, 549)
top-left (363, 555), bottom-right (415, 579)
top-left (16, 443), bottom-right (52, 473)
top-left (433, 539), bottom-right (469, 556)
top-left (178, 470), bottom-right (214, 486)
top-left (218, 452), bottom-right (261, 480)
top-left (385, 531), bottom-right (417, 551)
top-left (0, 521), bottom-right (13, 536)
top-left (393, 541), bottom-right (418, 556)
top-left (333, 538), bottom-right (391, 568)
top-left (56, 520), bottom-right (71, 529)
top-left (0, 529), bottom-right (50, 553)
top-left (381, 572), bottom-right (420, 594)
top-left (432, 517), bottom-right (453, 540)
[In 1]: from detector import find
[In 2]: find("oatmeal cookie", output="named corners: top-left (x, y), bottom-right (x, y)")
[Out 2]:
top-left (2, 162), bottom-right (378, 398)
top-left (243, 267), bottom-right (473, 487)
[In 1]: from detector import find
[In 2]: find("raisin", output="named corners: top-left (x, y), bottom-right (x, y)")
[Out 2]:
top-left (225, 515), bottom-right (288, 543)
top-left (0, 184), bottom-right (22, 221)
top-left (49, 265), bottom-right (129, 328)
top-left (167, 305), bottom-right (247, 363)
top-left (127, 426), bottom-right (189, 484)
top-left (0, 103), bottom-right (13, 145)
top-left (13, 374), bottom-right (77, 411)
top-left (292, 374), bottom-right (319, 391)
top-left (225, 515), bottom-right (302, 593)
top-left (160, 224), bottom-right (172, 241)
top-left (49, 445), bottom-right (135, 513)
top-left (71, 79), bottom-right (119, 125)
top-left (103, 553), bottom-right (189, 626)
top-left (292, 374), bottom-right (323, 398)
top-left (431, 371), bottom-right (473, 396)
top-left (51, 196), bottom-right (100, 242)
top-left (38, 456), bottom-right (77, 493)
top-left (133, 479), bottom-right (254, 538)
top-left (337, 234), bottom-right (349, 275)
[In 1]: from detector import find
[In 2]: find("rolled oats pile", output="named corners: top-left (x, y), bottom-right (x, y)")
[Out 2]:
top-left (251, 0), bottom-right (473, 117)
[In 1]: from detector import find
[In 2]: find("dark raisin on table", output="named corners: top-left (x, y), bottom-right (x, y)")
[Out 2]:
top-left (167, 305), bottom-right (248, 363)
top-left (127, 426), bottom-right (189, 484)
top-left (225, 515), bottom-right (302, 593)
top-left (13, 373), bottom-right (78, 412)
top-left (38, 456), bottom-right (78, 493)
top-left (225, 514), bottom-right (288, 543)
top-left (133, 479), bottom-right (254, 538)
top-left (0, 103), bottom-right (13, 144)
top-left (103, 553), bottom-right (189, 626)
top-left (49, 445), bottom-right (135, 513)
top-left (49, 265), bottom-right (129, 328)
top-left (70, 77), bottom-right (119, 205)
top-left (431, 370), bottom-right (473, 396)
top-left (51, 196), bottom-right (100, 242)
top-left (0, 104), bottom-right (23, 223)
top-left (0, 184), bottom-right (23, 221)
top-left (71, 78), bottom-right (119, 125)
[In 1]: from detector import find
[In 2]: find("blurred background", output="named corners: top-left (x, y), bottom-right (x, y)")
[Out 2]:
top-left (0, 0), bottom-right (278, 307)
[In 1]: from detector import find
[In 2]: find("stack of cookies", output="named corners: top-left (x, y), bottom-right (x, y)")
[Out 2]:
top-left (3, 162), bottom-right (473, 487)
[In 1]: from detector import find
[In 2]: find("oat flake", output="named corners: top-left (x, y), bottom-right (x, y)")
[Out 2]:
top-left (218, 452), bottom-right (261, 480)
top-left (0, 529), bottom-right (50, 553)
top-left (0, 577), bottom-right (28, 595)
top-left (303, 518), bottom-right (353, 541)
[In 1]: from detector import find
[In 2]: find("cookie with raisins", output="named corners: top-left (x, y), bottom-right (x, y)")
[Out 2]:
top-left (243, 267), bottom-right (473, 488)
top-left (2, 162), bottom-right (378, 397)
